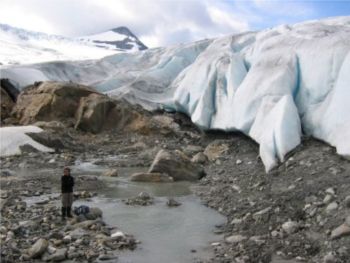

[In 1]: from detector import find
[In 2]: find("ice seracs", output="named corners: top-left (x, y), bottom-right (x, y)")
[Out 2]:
top-left (2, 16), bottom-right (350, 171)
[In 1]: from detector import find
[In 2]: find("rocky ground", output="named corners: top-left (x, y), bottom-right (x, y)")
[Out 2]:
top-left (1, 80), bottom-right (350, 262)
top-left (196, 133), bottom-right (350, 263)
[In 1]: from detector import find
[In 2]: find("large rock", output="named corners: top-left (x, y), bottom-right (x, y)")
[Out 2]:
top-left (28, 238), bottom-right (48, 258)
top-left (148, 150), bottom-right (205, 181)
top-left (85, 207), bottom-right (103, 220)
top-left (102, 169), bottom-right (119, 177)
top-left (204, 140), bottom-right (229, 161)
top-left (11, 81), bottom-right (146, 133)
top-left (130, 172), bottom-right (174, 182)
top-left (26, 131), bottom-right (64, 149)
top-left (12, 81), bottom-right (98, 125)
top-left (74, 93), bottom-right (117, 133)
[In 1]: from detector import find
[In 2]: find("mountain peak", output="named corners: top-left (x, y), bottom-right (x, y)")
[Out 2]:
top-left (81, 26), bottom-right (148, 51)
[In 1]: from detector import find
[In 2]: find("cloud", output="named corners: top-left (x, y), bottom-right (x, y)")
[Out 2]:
top-left (0, 0), bottom-right (321, 47)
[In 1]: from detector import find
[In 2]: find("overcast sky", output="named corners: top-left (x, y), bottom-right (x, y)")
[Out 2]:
top-left (0, 0), bottom-right (349, 47)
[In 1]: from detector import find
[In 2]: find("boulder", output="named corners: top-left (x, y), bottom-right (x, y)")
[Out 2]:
top-left (130, 172), bottom-right (174, 182)
top-left (102, 169), bottom-right (119, 177)
top-left (12, 81), bottom-right (97, 125)
top-left (183, 145), bottom-right (203, 156)
top-left (149, 150), bottom-right (205, 181)
top-left (150, 115), bottom-right (180, 134)
top-left (28, 238), bottom-right (48, 258)
top-left (204, 140), bottom-right (229, 161)
top-left (191, 152), bottom-right (208, 164)
top-left (26, 131), bottom-right (64, 149)
top-left (47, 248), bottom-right (67, 262)
top-left (74, 93), bottom-right (117, 133)
top-left (85, 207), bottom-right (103, 220)
top-left (167, 198), bottom-right (181, 207)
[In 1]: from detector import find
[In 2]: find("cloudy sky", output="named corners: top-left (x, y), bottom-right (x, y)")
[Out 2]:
top-left (0, 0), bottom-right (349, 47)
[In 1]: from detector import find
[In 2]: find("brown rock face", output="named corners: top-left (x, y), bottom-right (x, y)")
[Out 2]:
top-left (12, 81), bottom-right (97, 125)
top-left (149, 150), bottom-right (205, 181)
top-left (75, 93), bottom-right (116, 133)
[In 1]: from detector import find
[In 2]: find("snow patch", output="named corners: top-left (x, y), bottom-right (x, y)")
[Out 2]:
top-left (0, 126), bottom-right (53, 157)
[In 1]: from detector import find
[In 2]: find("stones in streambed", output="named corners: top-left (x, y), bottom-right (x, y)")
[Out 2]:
top-left (74, 191), bottom-right (97, 199)
top-left (130, 172), bottom-right (174, 182)
top-left (1, 196), bottom-right (136, 262)
top-left (149, 149), bottom-right (205, 181)
top-left (101, 168), bottom-right (119, 177)
top-left (123, 192), bottom-right (154, 206)
top-left (167, 198), bottom-right (182, 207)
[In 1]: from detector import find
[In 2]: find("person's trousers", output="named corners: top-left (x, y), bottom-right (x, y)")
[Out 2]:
top-left (62, 192), bottom-right (73, 207)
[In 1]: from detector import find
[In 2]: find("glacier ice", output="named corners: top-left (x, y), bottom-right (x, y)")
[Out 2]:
top-left (1, 16), bottom-right (350, 171)
top-left (0, 126), bottom-right (54, 156)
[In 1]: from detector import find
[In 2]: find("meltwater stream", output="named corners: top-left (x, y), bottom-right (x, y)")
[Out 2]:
top-left (72, 164), bottom-right (226, 263)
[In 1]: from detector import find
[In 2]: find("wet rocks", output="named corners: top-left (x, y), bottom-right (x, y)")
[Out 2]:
top-left (149, 149), bottom-right (205, 181)
top-left (130, 172), bottom-right (174, 182)
top-left (0, 189), bottom-right (136, 263)
top-left (167, 198), bottom-right (182, 207)
top-left (102, 169), bottom-right (119, 177)
top-left (124, 192), bottom-right (154, 206)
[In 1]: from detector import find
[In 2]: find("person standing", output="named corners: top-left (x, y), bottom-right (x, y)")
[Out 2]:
top-left (61, 167), bottom-right (74, 220)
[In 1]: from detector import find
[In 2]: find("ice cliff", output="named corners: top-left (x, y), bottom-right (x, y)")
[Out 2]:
top-left (1, 16), bottom-right (350, 171)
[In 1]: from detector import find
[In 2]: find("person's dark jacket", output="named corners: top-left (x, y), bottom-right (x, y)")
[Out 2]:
top-left (61, 175), bottom-right (74, 193)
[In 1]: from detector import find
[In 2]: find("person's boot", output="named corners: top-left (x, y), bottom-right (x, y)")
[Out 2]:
top-left (67, 206), bottom-right (73, 218)
top-left (61, 207), bottom-right (66, 220)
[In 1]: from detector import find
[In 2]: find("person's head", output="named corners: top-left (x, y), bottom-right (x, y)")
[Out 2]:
top-left (64, 167), bottom-right (71, 176)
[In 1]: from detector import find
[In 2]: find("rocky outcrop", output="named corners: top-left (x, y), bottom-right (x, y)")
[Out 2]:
top-left (11, 81), bottom-right (147, 134)
top-left (148, 150), bottom-right (205, 181)
top-left (12, 81), bottom-right (97, 125)
top-left (75, 94), bottom-right (117, 133)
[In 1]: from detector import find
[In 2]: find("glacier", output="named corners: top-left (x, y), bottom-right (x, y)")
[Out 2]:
top-left (1, 16), bottom-right (350, 171)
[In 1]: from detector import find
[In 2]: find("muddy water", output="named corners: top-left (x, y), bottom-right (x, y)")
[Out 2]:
top-left (30, 162), bottom-right (227, 262)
